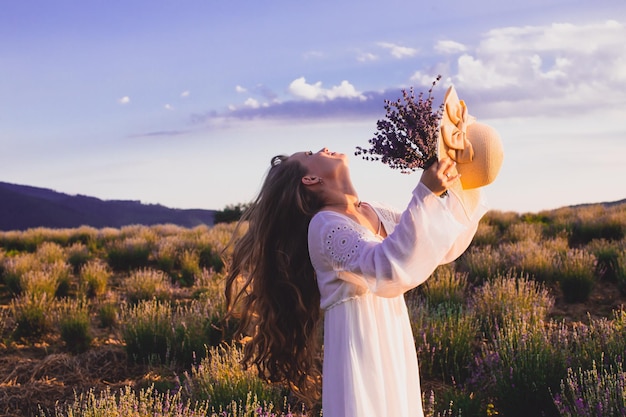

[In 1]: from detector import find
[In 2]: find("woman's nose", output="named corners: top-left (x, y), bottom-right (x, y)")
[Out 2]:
top-left (319, 147), bottom-right (329, 153)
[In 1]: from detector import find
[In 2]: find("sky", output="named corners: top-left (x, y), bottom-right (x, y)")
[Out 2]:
top-left (1, 0), bottom-right (625, 215)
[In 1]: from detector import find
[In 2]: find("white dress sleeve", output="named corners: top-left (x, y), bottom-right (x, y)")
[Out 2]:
top-left (308, 182), bottom-right (485, 298)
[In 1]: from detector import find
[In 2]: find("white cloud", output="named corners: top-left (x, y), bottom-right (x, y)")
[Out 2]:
top-left (377, 42), bottom-right (418, 59)
top-left (357, 52), bottom-right (378, 62)
top-left (164, 104), bottom-right (174, 110)
top-left (435, 40), bottom-right (467, 54)
top-left (456, 54), bottom-right (518, 88)
top-left (288, 77), bottom-right (366, 101)
top-left (445, 19), bottom-right (626, 114)
top-left (480, 20), bottom-right (623, 55)
top-left (118, 96), bottom-right (130, 104)
top-left (529, 55), bottom-right (570, 80)
top-left (289, 78), bottom-right (324, 100)
top-left (244, 98), bottom-right (260, 108)
top-left (180, 90), bottom-right (190, 98)
top-left (235, 85), bottom-right (247, 93)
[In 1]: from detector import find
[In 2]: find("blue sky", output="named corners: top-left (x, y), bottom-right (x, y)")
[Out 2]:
top-left (1, 0), bottom-right (625, 214)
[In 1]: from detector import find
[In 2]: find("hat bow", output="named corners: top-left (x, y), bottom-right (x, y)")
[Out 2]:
top-left (440, 94), bottom-right (475, 164)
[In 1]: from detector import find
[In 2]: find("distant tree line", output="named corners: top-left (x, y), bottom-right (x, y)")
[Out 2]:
top-left (213, 203), bottom-right (251, 224)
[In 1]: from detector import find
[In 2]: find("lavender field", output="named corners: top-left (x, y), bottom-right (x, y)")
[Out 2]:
top-left (0, 201), bottom-right (625, 417)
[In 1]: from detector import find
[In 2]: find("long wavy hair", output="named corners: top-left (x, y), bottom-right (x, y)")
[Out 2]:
top-left (224, 155), bottom-right (326, 403)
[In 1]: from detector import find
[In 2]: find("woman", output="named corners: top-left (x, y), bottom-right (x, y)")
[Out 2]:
top-left (225, 147), bottom-right (485, 417)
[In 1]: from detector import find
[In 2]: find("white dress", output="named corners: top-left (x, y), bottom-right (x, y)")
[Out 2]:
top-left (307, 182), bottom-right (486, 417)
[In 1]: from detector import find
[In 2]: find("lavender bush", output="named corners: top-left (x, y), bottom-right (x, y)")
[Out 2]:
top-left (41, 385), bottom-right (212, 417)
top-left (410, 300), bottom-right (479, 383)
top-left (182, 344), bottom-right (283, 413)
top-left (469, 319), bottom-right (568, 417)
top-left (553, 359), bottom-right (626, 417)
top-left (616, 245), bottom-right (626, 295)
top-left (556, 249), bottom-right (597, 303)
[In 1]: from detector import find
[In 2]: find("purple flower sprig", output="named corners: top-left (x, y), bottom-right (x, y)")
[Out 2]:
top-left (355, 75), bottom-right (444, 173)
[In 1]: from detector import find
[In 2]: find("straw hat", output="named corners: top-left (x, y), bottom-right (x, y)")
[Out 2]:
top-left (438, 85), bottom-right (504, 216)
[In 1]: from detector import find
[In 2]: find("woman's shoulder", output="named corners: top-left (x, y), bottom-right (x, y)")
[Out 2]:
top-left (363, 201), bottom-right (401, 224)
top-left (309, 210), bottom-right (368, 238)
top-left (309, 210), bottom-right (353, 229)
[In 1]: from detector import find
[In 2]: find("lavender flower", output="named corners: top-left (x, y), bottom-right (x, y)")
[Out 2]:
top-left (355, 75), bottom-right (444, 173)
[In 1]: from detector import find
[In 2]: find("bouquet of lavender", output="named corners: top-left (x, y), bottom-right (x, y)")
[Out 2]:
top-left (355, 75), bottom-right (443, 173)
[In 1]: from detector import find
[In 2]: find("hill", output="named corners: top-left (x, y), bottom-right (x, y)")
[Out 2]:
top-left (0, 181), bottom-right (216, 231)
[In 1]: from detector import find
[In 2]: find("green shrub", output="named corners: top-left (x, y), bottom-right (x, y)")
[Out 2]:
top-left (193, 268), bottom-right (226, 306)
top-left (199, 222), bottom-right (240, 260)
top-left (410, 300), bottom-right (480, 383)
top-left (36, 242), bottom-right (66, 264)
top-left (470, 319), bottom-right (568, 417)
top-left (154, 238), bottom-right (178, 274)
top-left (80, 259), bottom-right (111, 298)
top-left (482, 210), bottom-right (520, 234)
top-left (586, 238), bottom-right (621, 281)
top-left (123, 268), bottom-right (171, 304)
top-left (423, 386), bottom-right (484, 417)
top-left (49, 260), bottom-right (73, 297)
top-left (471, 222), bottom-right (501, 246)
top-left (193, 269), bottom-right (236, 345)
top-left (556, 249), bottom-right (597, 303)
top-left (66, 225), bottom-right (99, 247)
top-left (616, 247), bottom-right (626, 296)
top-left (66, 242), bottom-right (92, 274)
top-left (121, 299), bottom-right (175, 365)
top-left (121, 297), bottom-right (226, 368)
top-left (0, 307), bottom-right (11, 338)
top-left (57, 297), bottom-right (92, 354)
top-left (541, 207), bottom-right (574, 239)
top-left (183, 344), bottom-right (283, 412)
top-left (500, 240), bottom-right (559, 282)
top-left (419, 264), bottom-right (467, 309)
top-left (176, 250), bottom-right (201, 287)
top-left (19, 261), bottom-right (72, 298)
top-left (98, 227), bottom-right (121, 243)
top-left (172, 298), bottom-right (219, 367)
top-left (470, 271), bottom-right (554, 335)
top-left (198, 244), bottom-right (224, 273)
top-left (570, 308), bottom-right (626, 371)
top-left (43, 385), bottom-right (211, 417)
top-left (0, 230), bottom-right (31, 252)
top-left (11, 292), bottom-right (54, 339)
top-left (553, 359), bottom-right (626, 417)
top-left (106, 236), bottom-right (152, 271)
top-left (571, 215), bottom-right (624, 246)
top-left (457, 246), bottom-right (504, 283)
top-left (504, 222), bottom-right (543, 243)
top-left (22, 269), bottom-right (59, 298)
top-left (16, 228), bottom-right (47, 251)
top-left (0, 248), bottom-right (6, 279)
top-left (98, 301), bottom-right (118, 328)
top-left (2, 252), bottom-right (39, 294)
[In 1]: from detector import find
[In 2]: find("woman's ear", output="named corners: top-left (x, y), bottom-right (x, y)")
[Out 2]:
top-left (302, 176), bottom-right (322, 186)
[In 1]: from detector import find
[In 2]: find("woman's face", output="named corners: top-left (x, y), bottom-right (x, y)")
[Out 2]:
top-left (290, 148), bottom-right (348, 179)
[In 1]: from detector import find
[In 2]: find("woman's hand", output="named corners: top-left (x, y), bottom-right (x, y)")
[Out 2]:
top-left (420, 158), bottom-right (460, 196)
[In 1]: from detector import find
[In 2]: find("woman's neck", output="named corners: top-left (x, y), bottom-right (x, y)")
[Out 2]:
top-left (317, 175), bottom-right (361, 212)
top-left (321, 195), bottom-right (384, 237)
top-left (322, 194), bottom-right (361, 212)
